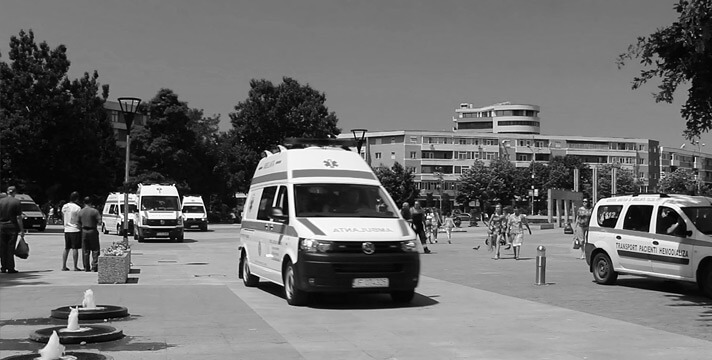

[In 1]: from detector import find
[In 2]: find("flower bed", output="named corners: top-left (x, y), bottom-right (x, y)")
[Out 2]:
top-left (98, 242), bottom-right (131, 284)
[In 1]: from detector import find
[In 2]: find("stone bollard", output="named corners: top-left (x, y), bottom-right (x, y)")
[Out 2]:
top-left (535, 245), bottom-right (546, 285)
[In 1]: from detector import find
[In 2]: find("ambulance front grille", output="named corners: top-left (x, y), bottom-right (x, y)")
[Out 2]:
top-left (332, 263), bottom-right (403, 273)
top-left (330, 241), bottom-right (403, 253)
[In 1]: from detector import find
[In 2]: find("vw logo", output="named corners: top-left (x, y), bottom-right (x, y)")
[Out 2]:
top-left (362, 242), bottom-right (375, 255)
top-left (160, 220), bottom-right (165, 225)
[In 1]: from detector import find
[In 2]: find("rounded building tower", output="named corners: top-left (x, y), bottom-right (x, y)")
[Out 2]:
top-left (454, 102), bottom-right (540, 134)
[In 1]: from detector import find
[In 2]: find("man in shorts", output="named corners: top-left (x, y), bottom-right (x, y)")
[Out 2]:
top-left (78, 196), bottom-right (102, 272)
top-left (61, 191), bottom-right (82, 271)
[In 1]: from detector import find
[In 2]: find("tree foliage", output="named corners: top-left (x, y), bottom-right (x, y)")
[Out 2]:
top-left (0, 29), bottom-right (119, 203)
top-left (594, 164), bottom-right (639, 198)
top-left (222, 77), bottom-right (341, 192)
top-left (617, 0), bottom-right (712, 139)
top-left (457, 158), bottom-right (525, 208)
top-left (658, 167), bottom-right (698, 194)
top-left (373, 162), bottom-right (420, 206)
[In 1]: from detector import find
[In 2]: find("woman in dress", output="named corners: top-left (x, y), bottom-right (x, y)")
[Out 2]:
top-left (507, 207), bottom-right (532, 260)
top-left (487, 204), bottom-right (507, 259)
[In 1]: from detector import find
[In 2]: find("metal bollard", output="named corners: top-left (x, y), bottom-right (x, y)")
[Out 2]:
top-left (535, 245), bottom-right (546, 285)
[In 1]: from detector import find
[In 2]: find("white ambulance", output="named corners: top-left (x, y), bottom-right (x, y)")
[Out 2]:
top-left (586, 193), bottom-right (712, 297)
top-left (134, 183), bottom-right (184, 242)
top-left (101, 193), bottom-right (138, 236)
top-left (181, 195), bottom-right (208, 231)
top-left (238, 139), bottom-right (420, 306)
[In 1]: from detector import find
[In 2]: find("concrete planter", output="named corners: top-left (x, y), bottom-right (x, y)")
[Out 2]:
top-left (98, 253), bottom-right (129, 284)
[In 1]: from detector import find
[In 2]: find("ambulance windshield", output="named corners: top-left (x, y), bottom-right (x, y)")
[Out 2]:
top-left (141, 196), bottom-right (180, 211)
top-left (295, 184), bottom-right (397, 218)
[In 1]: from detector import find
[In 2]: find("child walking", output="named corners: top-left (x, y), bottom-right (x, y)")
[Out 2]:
top-left (442, 212), bottom-right (455, 244)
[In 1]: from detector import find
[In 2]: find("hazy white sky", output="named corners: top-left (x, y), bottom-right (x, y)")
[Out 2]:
top-left (1, 0), bottom-right (708, 149)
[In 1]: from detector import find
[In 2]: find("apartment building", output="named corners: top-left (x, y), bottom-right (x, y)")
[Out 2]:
top-left (339, 101), bottom-right (712, 208)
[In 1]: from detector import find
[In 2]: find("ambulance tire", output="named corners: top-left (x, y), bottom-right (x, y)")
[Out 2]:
top-left (698, 264), bottom-right (712, 298)
top-left (284, 261), bottom-right (308, 306)
top-left (102, 224), bottom-right (108, 234)
top-left (241, 252), bottom-right (259, 287)
top-left (391, 289), bottom-right (415, 303)
top-left (592, 252), bottom-right (617, 285)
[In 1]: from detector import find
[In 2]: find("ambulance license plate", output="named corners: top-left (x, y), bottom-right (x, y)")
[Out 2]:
top-left (352, 278), bottom-right (388, 288)
top-left (157, 232), bottom-right (169, 237)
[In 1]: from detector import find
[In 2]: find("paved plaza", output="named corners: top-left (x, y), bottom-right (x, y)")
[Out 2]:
top-left (2, 224), bottom-right (712, 359)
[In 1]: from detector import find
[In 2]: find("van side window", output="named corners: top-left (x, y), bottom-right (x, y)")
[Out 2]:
top-left (257, 186), bottom-right (278, 221)
top-left (110, 205), bottom-right (117, 215)
top-left (274, 186), bottom-right (289, 220)
top-left (597, 205), bottom-right (622, 228)
top-left (656, 206), bottom-right (685, 236)
top-left (623, 205), bottom-right (653, 232)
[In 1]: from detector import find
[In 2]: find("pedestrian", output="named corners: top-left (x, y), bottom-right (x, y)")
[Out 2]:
top-left (507, 207), bottom-right (532, 260)
top-left (442, 211), bottom-right (455, 244)
top-left (487, 204), bottom-right (506, 259)
top-left (574, 198), bottom-right (593, 259)
top-left (400, 202), bottom-right (411, 222)
top-left (411, 201), bottom-right (430, 254)
top-left (502, 206), bottom-right (513, 250)
top-left (78, 196), bottom-right (102, 272)
top-left (61, 191), bottom-right (82, 271)
top-left (0, 186), bottom-right (25, 274)
top-left (432, 208), bottom-right (442, 243)
top-left (425, 208), bottom-right (436, 244)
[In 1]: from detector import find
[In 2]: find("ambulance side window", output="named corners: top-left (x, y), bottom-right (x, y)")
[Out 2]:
top-left (623, 205), bottom-right (654, 232)
top-left (110, 205), bottom-right (117, 215)
top-left (597, 205), bottom-right (622, 228)
top-left (257, 186), bottom-right (278, 221)
top-left (274, 186), bottom-right (289, 221)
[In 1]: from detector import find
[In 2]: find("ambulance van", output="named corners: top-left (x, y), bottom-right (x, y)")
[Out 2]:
top-left (181, 195), bottom-right (208, 231)
top-left (16, 194), bottom-right (46, 232)
top-left (586, 193), bottom-right (712, 298)
top-left (238, 139), bottom-right (420, 306)
top-left (101, 193), bottom-right (137, 236)
top-left (134, 183), bottom-right (184, 242)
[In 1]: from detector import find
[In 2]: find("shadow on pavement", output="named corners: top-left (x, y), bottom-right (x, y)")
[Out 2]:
top-left (0, 270), bottom-right (52, 288)
top-left (255, 281), bottom-right (438, 309)
top-left (616, 277), bottom-right (711, 303)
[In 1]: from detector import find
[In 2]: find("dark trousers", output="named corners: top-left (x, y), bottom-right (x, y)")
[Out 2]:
top-left (82, 229), bottom-right (100, 271)
top-left (0, 228), bottom-right (18, 271)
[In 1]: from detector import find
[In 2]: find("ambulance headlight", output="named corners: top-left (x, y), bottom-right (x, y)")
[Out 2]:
top-left (177, 217), bottom-right (183, 225)
top-left (300, 238), bottom-right (333, 253)
top-left (400, 240), bottom-right (418, 252)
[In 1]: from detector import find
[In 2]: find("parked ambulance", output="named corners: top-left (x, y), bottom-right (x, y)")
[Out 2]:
top-left (134, 183), bottom-right (184, 242)
top-left (101, 193), bottom-right (138, 236)
top-left (238, 138), bottom-right (420, 306)
top-left (182, 195), bottom-right (208, 231)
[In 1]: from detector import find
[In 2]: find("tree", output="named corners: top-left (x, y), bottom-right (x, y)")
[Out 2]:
top-left (617, 0), bottom-right (712, 139)
top-left (223, 77), bottom-right (341, 192)
top-left (0, 29), bottom-right (120, 203)
top-left (373, 162), bottom-right (420, 206)
top-left (594, 164), bottom-right (639, 198)
top-left (546, 156), bottom-right (590, 191)
top-left (131, 88), bottom-right (200, 193)
top-left (658, 168), bottom-right (698, 194)
top-left (456, 159), bottom-right (523, 212)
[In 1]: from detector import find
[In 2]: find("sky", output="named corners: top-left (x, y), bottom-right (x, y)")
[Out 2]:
top-left (1, 0), bottom-right (709, 150)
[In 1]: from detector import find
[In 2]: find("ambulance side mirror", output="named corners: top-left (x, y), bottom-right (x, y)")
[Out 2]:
top-left (270, 207), bottom-right (288, 223)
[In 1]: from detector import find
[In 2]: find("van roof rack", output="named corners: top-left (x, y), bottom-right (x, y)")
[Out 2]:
top-left (630, 193), bottom-right (670, 198)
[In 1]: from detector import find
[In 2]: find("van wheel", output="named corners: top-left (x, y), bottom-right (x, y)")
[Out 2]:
top-left (101, 224), bottom-right (107, 234)
top-left (175, 236), bottom-right (184, 243)
top-left (592, 253), bottom-right (618, 285)
top-left (283, 261), bottom-right (308, 306)
top-left (698, 264), bottom-right (712, 298)
top-left (391, 289), bottom-right (415, 303)
top-left (241, 252), bottom-right (259, 287)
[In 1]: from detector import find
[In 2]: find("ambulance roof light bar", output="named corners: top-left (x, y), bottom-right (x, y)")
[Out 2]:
top-left (283, 137), bottom-right (356, 151)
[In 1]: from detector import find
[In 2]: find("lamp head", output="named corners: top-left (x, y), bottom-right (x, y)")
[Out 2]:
top-left (117, 97), bottom-right (142, 114)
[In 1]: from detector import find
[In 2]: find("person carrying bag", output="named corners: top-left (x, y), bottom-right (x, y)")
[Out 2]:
top-left (0, 186), bottom-right (25, 273)
top-left (15, 234), bottom-right (29, 259)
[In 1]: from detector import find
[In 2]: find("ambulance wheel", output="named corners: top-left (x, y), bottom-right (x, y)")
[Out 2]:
top-left (698, 264), bottom-right (712, 298)
top-left (241, 252), bottom-right (259, 287)
top-left (284, 261), bottom-right (308, 306)
top-left (101, 224), bottom-right (108, 234)
top-left (592, 252), bottom-right (617, 285)
top-left (175, 236), bottom-right (184, 243)
top-left (391, 289), bottom-right (415, 303)
top-left (200, 224), bottom-right (207, 231)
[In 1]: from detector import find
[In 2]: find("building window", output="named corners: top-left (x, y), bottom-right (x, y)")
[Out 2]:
top-left (391, 151), bottom-right (396, 159)
top-left (391, 137), bottom-right (396, 144)
top-left (459, 138), bottom-right (468, 145)
top-left (458, 151), bottom-right (468, 160)
top-left (410, 136), bottom-right (418, 143)
top-left (410, 151), bottom-right (417, 159)
top-left (458, 122), bottom-right (493, 130)
top-left (375, 152), bottom-right (382, 159)
top-left (516, 154), bottom-right (528, 161)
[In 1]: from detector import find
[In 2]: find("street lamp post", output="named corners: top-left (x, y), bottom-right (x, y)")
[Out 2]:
top-left (351, 128), bottom-right (368, 163)
top-left (434, 166), bottom-right (444, 213)
top-left (118, 97), bottom-right (141, 245)
top-left (527, 145), bottom-right (538, 216)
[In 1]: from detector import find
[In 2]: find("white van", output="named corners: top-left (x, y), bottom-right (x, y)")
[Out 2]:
top-left (134, 183), bottom-right (184, 242)
top-left (238, 139), bottom-right (420, 306)
top-left (182, 195), bottom-right (208, 231)
top-left (101, 193), bottom-right (137, 235)
top-left (586, 193), bottom-right (712, 297)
